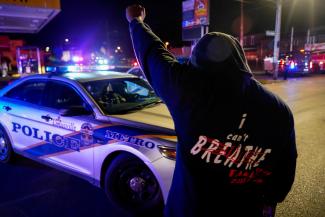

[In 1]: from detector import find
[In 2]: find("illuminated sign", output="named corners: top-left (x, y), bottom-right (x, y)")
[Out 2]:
top-left (182, 0), bottom-right (209, 28)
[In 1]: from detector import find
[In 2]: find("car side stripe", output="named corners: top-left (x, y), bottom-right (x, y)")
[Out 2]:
top-left (38, 134), bottom-right (176, 159)
top-left (21, 123), bottom-right (175, 158)
top-left (39, 140), bottom-right (119, 159)
top-left (21, 123), bottom-right (117, 151)
top-left (39, 134), bottom-right (177, 159)
top-left (20, 131), bottom-right (80, 151)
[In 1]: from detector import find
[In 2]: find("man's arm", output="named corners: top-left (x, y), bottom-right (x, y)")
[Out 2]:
top-left (126, 5), bottom-right (182, 104)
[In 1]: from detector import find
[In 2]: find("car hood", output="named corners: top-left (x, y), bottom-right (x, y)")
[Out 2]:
top-left (110, 103), bottom-right (175, 132)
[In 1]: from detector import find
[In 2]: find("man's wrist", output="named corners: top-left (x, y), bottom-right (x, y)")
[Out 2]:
top-left (129, 17), bottom-right (142, 24)
top-left (129, 17), bottom-right (143, 31)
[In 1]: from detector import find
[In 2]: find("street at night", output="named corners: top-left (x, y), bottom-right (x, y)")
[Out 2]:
top-left (266, 75), bottom-right (325, 217)
top-left (0, 74), bottom-right (324, 217)
top-left (1, 0), bottom-right (325, 217)
top-left (0, 156), bottom-right (129, 217)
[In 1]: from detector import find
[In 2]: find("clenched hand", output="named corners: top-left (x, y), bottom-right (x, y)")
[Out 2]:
top-left (126, 4), bottom-right (146, 23)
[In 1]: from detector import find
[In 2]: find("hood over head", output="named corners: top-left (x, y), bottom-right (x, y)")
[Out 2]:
top-left (190, 32), bottom-right (252, 77)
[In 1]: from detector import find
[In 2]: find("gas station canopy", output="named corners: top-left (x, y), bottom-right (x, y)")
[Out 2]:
top-left (0, 0), bottom-right (60, 33)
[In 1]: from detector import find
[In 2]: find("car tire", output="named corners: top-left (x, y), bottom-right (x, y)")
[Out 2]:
top-left (0, 125), bottom-right (14, 163)
top-left (104, 152), bottom-right (164, 216)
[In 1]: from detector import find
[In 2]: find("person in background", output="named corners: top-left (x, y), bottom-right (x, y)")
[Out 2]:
top-left (1, 60), bottom-right (8, 77)
top-left (126, 4), bottom-right (297, 217)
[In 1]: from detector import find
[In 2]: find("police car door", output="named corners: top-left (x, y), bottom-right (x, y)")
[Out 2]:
top-left (0, 79), bottom-right (49, 152)
top-left (37, 80), bottom-right (99, 179)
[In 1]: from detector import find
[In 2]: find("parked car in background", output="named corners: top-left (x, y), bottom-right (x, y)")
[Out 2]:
top-left (278, 51), bottom-right (310, 75)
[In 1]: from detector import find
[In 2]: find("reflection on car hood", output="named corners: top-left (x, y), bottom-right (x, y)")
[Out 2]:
top-left (111, 103), bottom-right (175, 131)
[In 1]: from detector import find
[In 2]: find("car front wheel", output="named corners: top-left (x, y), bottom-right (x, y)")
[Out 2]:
top-left (104, 152), bottom-right (163, 216)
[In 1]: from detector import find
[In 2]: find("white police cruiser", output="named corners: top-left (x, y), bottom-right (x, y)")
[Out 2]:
top-left (0, 70), bottom-right (176, 215)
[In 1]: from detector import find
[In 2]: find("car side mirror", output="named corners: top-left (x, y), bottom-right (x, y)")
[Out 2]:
top-left (59, 106), bottom-right (92, 117)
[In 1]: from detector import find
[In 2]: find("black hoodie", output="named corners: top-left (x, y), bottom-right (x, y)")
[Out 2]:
top-left (129, 18), bottom-right (297, 217)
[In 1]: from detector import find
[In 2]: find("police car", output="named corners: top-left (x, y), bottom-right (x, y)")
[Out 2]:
top-left (0, 71), bottom-right (176, 215)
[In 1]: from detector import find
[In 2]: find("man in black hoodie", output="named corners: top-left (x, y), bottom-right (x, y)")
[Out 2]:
top-left (126, 5), bottom-right (297, 217)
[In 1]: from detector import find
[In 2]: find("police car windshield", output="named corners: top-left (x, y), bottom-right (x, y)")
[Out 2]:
top-left (82, 78), bottom-right (161, 114)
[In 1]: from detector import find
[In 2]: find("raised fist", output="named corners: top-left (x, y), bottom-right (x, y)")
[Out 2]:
top-left (126, 4), bottom-right (146, 23)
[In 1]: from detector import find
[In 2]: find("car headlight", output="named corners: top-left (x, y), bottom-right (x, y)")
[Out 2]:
top-left (157, 145), bottom-right (176, 160)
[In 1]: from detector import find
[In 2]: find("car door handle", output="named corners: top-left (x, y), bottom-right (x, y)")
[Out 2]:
top-left (41, 115), bottom-right (53, 122)
top-left (3, 105), bottom-right (12, 111)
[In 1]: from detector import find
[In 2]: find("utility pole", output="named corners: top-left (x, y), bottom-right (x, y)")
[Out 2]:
top-left (306, 28), bottom-right (310, 44)
top-left (273, 0), bottom-right (282, 80)
top-left (240, 0), bottom-right (244, 46)
top-left (290, 26), bottom-right (294, 52)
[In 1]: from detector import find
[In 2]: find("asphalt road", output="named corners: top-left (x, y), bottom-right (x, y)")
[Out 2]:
top-left (0, 74), bottom-right (324, 217)
top-left (0, 157), bottom-right (134, 217)
top-left (263, 74), bottom-right (325, 217)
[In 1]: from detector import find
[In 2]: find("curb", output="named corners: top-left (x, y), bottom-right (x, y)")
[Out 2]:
top-left (257, 79), bottom-right (286, 84)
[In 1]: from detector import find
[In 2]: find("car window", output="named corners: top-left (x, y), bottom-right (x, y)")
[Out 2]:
top-left (4, 80), bottom-right (47, 105)
top-left (124, 80), bottom-right (149, 96)
top-left (82, 78), bottom-right (160, 114)
top-left (44, 81), bottom-right (86, 109)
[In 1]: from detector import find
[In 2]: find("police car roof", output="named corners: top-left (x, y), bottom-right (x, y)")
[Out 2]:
top-left (0, 71), bottom-right (137, 96)
top-left (25, 70), bottom-right (136, 83)
top-left (60, 70), bottom-right (136, 82)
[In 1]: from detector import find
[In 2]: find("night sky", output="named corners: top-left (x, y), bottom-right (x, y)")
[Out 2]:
top-left (11, 0), bottom-right (325, 56)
